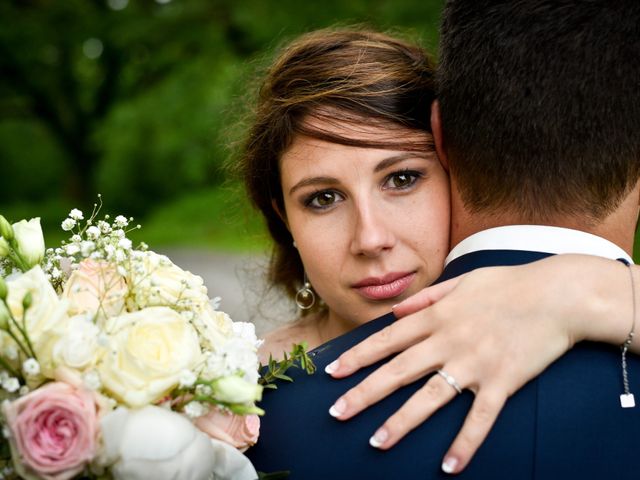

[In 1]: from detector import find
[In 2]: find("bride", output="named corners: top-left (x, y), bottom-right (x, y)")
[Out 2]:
top-left (237, 27), bottom-right (639, 473)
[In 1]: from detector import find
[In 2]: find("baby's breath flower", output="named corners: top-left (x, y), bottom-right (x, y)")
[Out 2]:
top-left (69, 209), bottom-right (84, 220)
top-left (86, 226), bottom-right (101, 240)
top-left (83, 370), bottom-right (102, 390)
top-left (18, 386), bottom-right (29, 396)
top-left (98, 220), bottom-right (112, 234)
top-left (184, 401), bottom-right (208, 419)
top-left (179, 369), bottom-right (197, 388)
top-left (22, 358), bottom-right (40, 376)
top-left (61, 218), bottom-right (76, 231)
top-left (118, 238), bottom-right (132, 250)
top-left (4, 345), bottom-right (17, 361)
top-left (65, 244), bottom-right (80, 256)
top-left (81, 240), bottom-right (96, 257)
top-left (114, 215), bottom-right (129, 227)
top-left (2, 378), bottom-right (19, 393)
top-left (70, 234), bottom-right (81, 243)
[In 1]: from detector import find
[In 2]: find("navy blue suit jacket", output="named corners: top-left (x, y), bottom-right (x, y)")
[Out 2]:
top-left (248, 250), bottom-right (640, 479)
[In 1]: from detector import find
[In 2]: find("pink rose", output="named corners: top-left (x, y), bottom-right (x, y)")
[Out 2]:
top-left (3, 382), bottom-right (99, 480)
top-left (195, 408), bottom-right (260, 452)
top-left (62, 259), bottom-right (126, 319)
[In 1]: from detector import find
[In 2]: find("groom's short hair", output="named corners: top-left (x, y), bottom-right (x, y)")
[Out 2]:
top-left (438, 0), bottom-right (640, 222)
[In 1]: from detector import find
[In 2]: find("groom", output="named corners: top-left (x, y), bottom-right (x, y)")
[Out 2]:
top-left (248, 1), bottom-right (640, 478)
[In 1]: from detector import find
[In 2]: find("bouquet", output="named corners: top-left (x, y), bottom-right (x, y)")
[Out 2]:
top-left (0, 199), bottom-right (312, 480)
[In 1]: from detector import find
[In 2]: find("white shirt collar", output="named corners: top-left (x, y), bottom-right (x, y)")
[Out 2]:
top-left (445, 225), bottom-right (634, 265)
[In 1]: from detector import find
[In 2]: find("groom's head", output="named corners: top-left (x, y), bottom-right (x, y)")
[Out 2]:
top-left (434, 0), bottom-right (640, 228)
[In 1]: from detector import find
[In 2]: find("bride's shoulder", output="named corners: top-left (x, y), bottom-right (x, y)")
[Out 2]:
top-left (258, 320), bottom-right (316, 364)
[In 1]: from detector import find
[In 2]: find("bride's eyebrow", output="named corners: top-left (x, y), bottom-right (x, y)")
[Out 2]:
top-left (373, 153), bottom-right (428, 172)
top-left (289, 176), bottom-right (338, 196)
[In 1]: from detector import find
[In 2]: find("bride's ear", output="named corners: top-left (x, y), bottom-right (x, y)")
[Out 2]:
top-left (431, 100), bottom-right (449, 172)
top-left (271, 199), bottom-right (289, 230)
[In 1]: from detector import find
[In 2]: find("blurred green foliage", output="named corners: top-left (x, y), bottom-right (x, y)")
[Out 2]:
top-left (0, 0), bottom-right (443, 248)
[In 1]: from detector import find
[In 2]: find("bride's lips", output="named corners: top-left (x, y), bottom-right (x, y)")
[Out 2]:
top-left (352, 272), bottom-right (416, 300)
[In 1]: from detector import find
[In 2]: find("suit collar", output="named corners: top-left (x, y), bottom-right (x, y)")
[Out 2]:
top-left (446, 225), bottom-right (633, 265)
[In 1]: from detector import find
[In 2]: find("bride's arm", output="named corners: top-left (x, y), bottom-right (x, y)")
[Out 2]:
top-left (324, 254), bottom-right (638, 474)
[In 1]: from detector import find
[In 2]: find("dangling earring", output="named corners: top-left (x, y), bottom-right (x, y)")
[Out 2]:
top-left (295, 274), bottom-right (316, 310)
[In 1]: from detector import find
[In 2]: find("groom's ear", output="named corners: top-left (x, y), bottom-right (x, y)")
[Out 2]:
top-left (271, 199), bottom-right (290, 230)
top-left (431, 100), bottom-right (449, 172)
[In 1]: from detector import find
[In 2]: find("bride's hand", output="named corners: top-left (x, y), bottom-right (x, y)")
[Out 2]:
top-left (325, 255), bottom-right (634, 474)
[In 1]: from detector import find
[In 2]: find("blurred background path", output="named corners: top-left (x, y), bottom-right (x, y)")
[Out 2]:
top-left (158, 249), bottom-right (292, 336)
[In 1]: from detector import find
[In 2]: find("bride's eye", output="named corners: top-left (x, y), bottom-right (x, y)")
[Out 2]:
top-left (304, 190), bottom-right (344, 210)
top-left (383, 170), bottom-right (423, 190)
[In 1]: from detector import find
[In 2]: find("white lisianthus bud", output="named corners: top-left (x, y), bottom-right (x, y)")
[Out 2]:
top-left (213, 376), bottom-right (262, 404)
top-left (12, 218), bottom-right (45, 268)
top-left (0, 238), bottom-right (9, 258)
top-left (0, 215), bottom-right (14, 241)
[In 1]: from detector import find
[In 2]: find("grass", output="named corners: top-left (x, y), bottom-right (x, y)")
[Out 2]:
top-left (128, 186), bottom-right (271, 252)
top-left (0, 184), bottom-right (272, 253)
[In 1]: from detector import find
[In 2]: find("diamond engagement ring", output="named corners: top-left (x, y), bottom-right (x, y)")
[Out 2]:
top-left (436, 369), bottom-right (463, 394)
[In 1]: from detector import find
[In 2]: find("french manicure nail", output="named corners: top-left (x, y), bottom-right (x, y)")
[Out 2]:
top-left (328, 397), bottom-right (346, 418)
top-left (441, 456), bottom-right (458, 474)
top-left (369, 427), bottom-right (388, 448)
top-left (325, 360), bottom-right (339, 375)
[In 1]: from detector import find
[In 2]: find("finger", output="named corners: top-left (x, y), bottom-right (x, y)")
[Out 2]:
top-left (440, 390), bottom-right (506, 474)
top-left (367, 371), bottom-right (461, 450)
top-left (326, 313), bottom-right (431, 378)
top-left (393, 276), bottom-right (462, 318)
top-left (328, 339), bottom-right (444, 419)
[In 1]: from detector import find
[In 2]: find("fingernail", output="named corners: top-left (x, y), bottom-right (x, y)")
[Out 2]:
top-left (391, 304), bottom-right (398, 310)
top-left (325, 360), bottom-right (339, 375)
top-left (441, 456), bottom-right (458, 474)
top-left (369, 427), bottom-right (388, 448)
top-left (328, 397), bottom-right (346, 418)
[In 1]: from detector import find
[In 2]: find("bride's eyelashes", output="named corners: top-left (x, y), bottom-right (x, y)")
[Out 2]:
top-left (300, 169), bottom-right (427, 212)
top-left (381, 169), bottom-right (425, 191)
top-left (303, 189), bottom-right (345, 211)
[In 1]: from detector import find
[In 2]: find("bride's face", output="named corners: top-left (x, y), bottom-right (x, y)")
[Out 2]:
top-left (279, 122), bottom-right (450, 328)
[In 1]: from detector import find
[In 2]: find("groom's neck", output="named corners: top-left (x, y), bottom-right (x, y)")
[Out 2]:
top-left (449, 182), bottom-right (640, 256)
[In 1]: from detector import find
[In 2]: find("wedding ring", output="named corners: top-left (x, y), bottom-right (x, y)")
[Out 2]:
top-left (436, 369), bottom-right (463, 394)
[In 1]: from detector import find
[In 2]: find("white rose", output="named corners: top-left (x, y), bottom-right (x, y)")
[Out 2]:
top-left (50, 315), bottom-right (101, 372)
top-left (99, 406), bottom-right (258, 480)
top-left (213, 376), bottom-right (262, 405)
top-left (12, 218), bottom-right (45, 268)
top-left (62, 259), bottom-right (127, 321)
top-left (128, 252), bottom-right (209, 313)
top-left (99, 307), bottom-right (202, 407)
top-left (194, 304), bottom-right (234, 351)
top-left (5, 266), bottom-right (68, 352)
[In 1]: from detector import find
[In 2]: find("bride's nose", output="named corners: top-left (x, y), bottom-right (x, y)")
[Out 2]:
top-left (349, 200), bottom-right (396, 257)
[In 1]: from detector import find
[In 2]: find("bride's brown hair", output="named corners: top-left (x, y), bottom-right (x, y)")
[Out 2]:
top-left (238, 27), bottom-right (436, 310)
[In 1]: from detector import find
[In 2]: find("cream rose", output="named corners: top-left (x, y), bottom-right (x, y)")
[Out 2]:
top-left (5, 266), bottom-right (68, 353)
top-left (127, 252), bottom-right (209, 313)
top-left (99, 307), bottom-right (202, 407)
top-left (12, 218), bottom-right (45, 269)
top-left (62, 259), bottom-right (127, 320)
